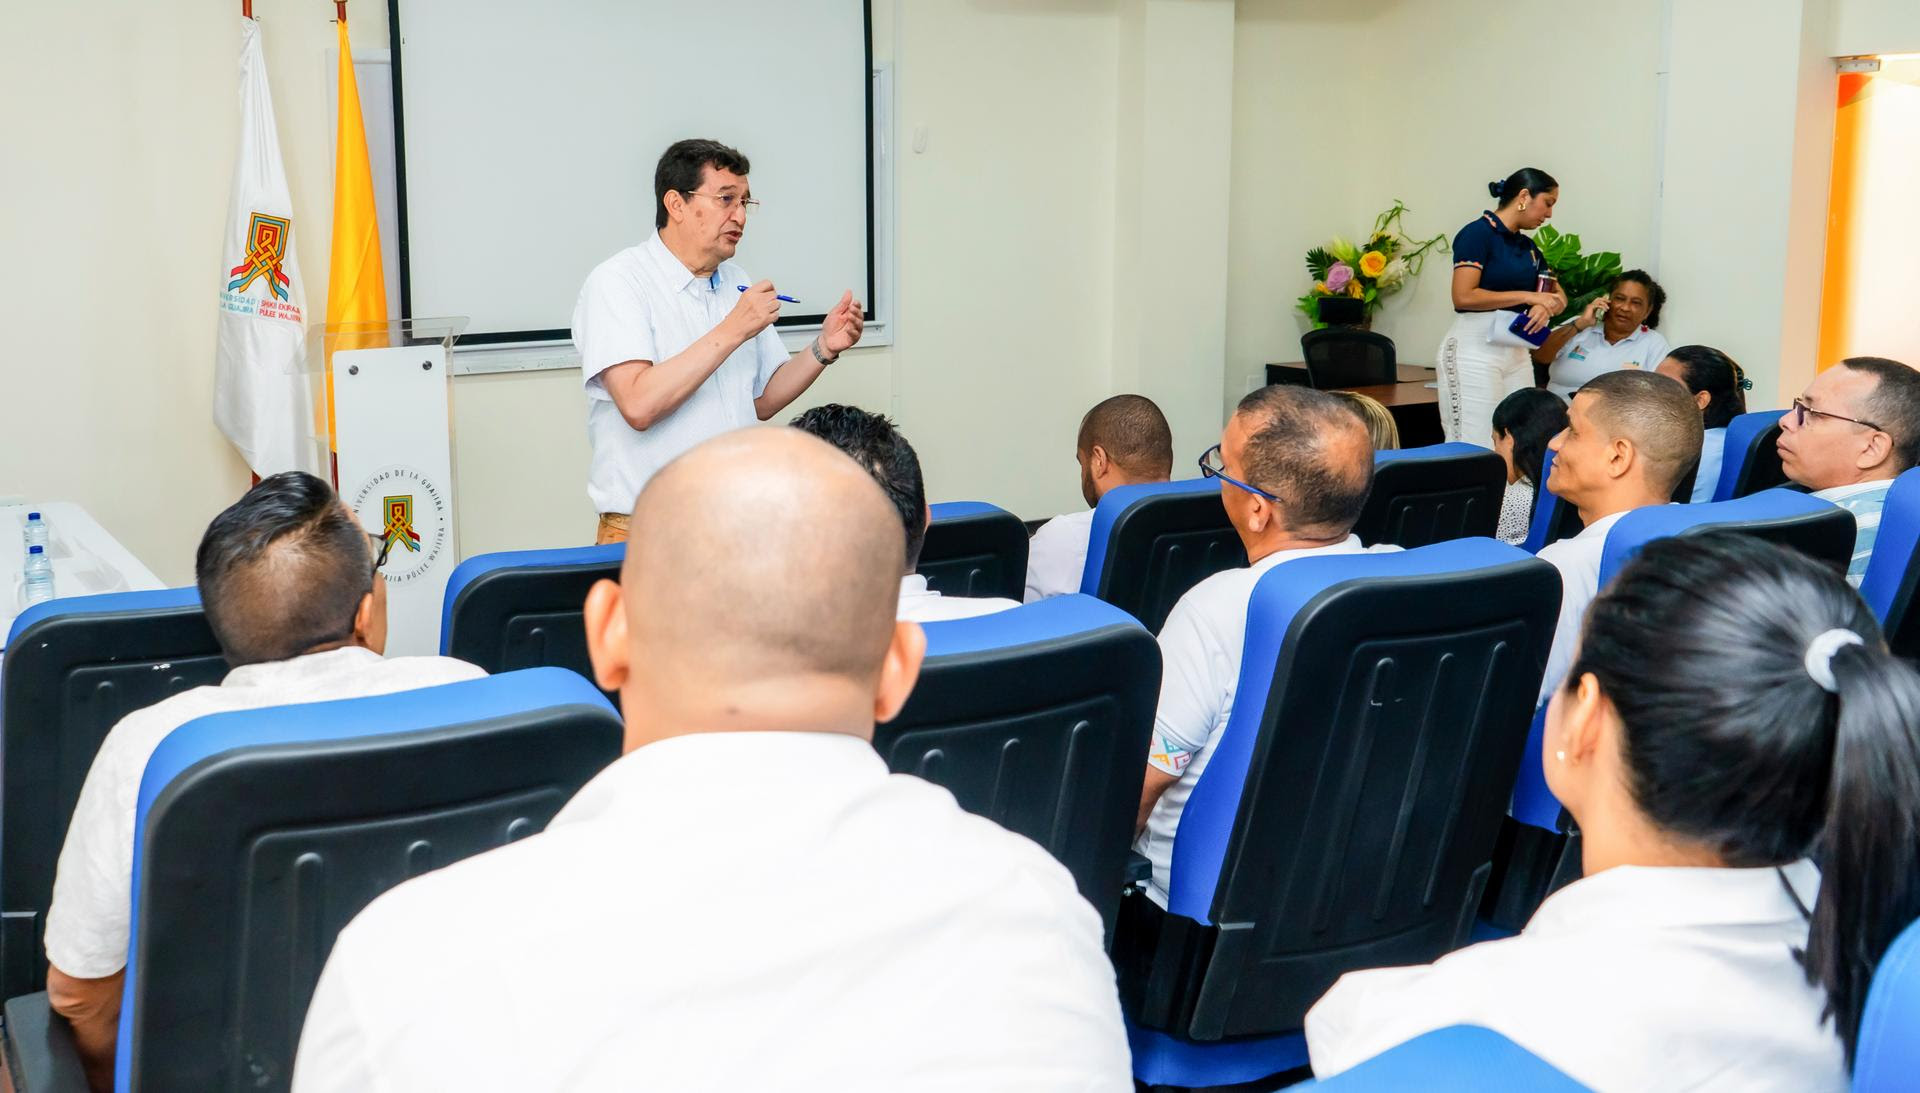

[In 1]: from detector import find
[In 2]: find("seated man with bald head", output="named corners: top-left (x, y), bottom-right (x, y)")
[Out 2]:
top-left (1535, 369), bottom-right (1703, 700)
top-left (1133, 385), bottom-right (1396, 907)
top-left (1025, 394), bottom-right (1174, 601)
top-left (293, 428), bottom-right (1131, 1092)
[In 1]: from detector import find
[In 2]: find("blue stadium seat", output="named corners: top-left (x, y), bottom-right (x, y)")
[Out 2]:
top-left (879, 595), bottom-right (1159, 939)
top-left (1857, 469), bottom-right (1920, 660)
top-left (1711, 410), bottom-right (1790, 501)
top-left (1356, 443), bottom-right (1506, 548)
top-left (440, 544), bottom-right (624, 681)
top-left (0, 588), bottom-right (225, 1002)
top-left (918, 501), bottom-right (1029, 601)
top-left (1597, 489), bottom-right (1853, 587)
top-left (1854, 916), bottom-right (1920, 1092)
top-left (1080, 479), bottom-right (1246, 633)
top-left (0, 667), bottom-right (624, 1093)
top-left (1298, 1025), bottom-right (1589, 1090)
top-left (1114, 540), bottom-right (1559, 1088)
top-left (1519, 448), bottom-right (1583, 555)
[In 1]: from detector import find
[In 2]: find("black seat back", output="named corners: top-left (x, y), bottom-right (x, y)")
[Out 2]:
top-left (1354, 444), bottom-right (1506, 547)
top-left (0, 588), bottom-right (226, 1001)
top-left (120, 669), bottom-right (622, 1092)
top-left (918, 502), bottom-right (1029, 600)
top-left (1721, 412), bottom-right (1790, 499)
top-left (1085, 480), bottom-right (1247, 633)
top-left (440, 544), bottom-right (623, 681)
top-left (1300, 328), bottom-right (1397, 389)
top-left (875, 596), bottom-right (1159, 938)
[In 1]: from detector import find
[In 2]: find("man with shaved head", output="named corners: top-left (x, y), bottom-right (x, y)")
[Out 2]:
top-left (1133, 386), bottom-right (1396, 907)
top-left (1025, 394), bottom-right (1174, 601)
top-left (1534, 368), bottom-right (1703, 700)
top-left (293, 428), bottom-right (1132, 1091)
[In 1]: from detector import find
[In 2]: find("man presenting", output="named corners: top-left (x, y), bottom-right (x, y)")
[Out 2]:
top-left (573, 138), bottom-right (865, 543)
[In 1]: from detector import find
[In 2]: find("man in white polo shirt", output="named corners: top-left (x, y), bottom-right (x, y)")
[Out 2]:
top-left (573, 138), bottom-right (867, 543)
top-left (1133, 386), bottom-right (1395, 906)
top-left (42, 472), bottom-right (482, 1090)
top-left (1025, 394), bottom-right (1173, 602)
top-left (1534, 370), bottom-right (1701, 702)
top-left (293, 428), bottom-right (1131, 1091)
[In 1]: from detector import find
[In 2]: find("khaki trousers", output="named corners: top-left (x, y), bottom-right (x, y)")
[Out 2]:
top-left (595, 512), bottom-right (630, 545)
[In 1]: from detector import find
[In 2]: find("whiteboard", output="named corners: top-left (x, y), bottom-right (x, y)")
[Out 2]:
top-left (389, 0), bottom-right (873, 344)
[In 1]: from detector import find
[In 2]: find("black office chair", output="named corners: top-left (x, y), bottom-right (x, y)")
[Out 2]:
top-left (877, 595), bottom-right (1158, 938)
top-left (917, 502), bottom-right (1029, 601)
top-left (1354, 444), bottom-right (1507, 547)
top-left (1712, 411), bottom-right (1791, 500)
top-left (0, 588), bottom-right (227, 1003)
top-left (1081, 480), bottom-right (1247, 633)
top-left (1, 668), bottom-right (624, 1093)
top-left (1300, 328), bottom-right (1397, 390)
top-left (1117, 539), bottom-right (1559, 1089)
top-left (440, 544), bottom-right (624, 681)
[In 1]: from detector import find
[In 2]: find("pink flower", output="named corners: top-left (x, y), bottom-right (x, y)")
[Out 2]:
top-left (1325, 262), bottom-right (1353, 293)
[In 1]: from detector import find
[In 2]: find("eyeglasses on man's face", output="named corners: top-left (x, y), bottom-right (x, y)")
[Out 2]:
top-left (1790, 398), bottom-right (1882, 433)
top-left (683, 191), bottom-right (761, 215)
top-left (1198, 443), bottom-right (1278, 501)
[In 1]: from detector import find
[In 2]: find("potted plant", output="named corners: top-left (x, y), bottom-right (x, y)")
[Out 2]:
top-left (1533, 225), bottom-right (1623, 322)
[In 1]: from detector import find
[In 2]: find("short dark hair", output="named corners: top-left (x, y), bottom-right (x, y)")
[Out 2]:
top-left (195, 472), bottom-right (374, 667)
top-left (654, 138), bottom-right (750, 231)
top-left (1612, 269), bottom-right (1667, 329)
top-left (790, 404), bottom-right (927, 569)
top-left (1077, 394), bottom-right (1172, 479)
top-left (1232, 385), bottom-right (1374, 538)
top-left (1839, 356), bottom-right (1920, 471)
top-left (1664, 344), bottom-right (1748, 429)
top-left (1487, 167), bottom-right (1557, 206)
top-left (1570, 532), bottom-right (1920, 1066)
top-left (1491, 388), bottom-right (1569, 489)
top-left (1575, 369), bottom-right (1704, 497)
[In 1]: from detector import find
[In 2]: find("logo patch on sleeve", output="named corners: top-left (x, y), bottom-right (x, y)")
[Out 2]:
top-left (1151, 735), bottom-right (1193, 774)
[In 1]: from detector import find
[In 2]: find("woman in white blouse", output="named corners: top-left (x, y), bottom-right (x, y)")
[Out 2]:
top-left (1306, 533), bottom-right (1920, 1091)
top-left (1489, 389), bottom-right (1568, 543)
top-left (1532, 270), bottom-right (1671, 398)
top-left (1656, 345), bottom-right (1750, 502)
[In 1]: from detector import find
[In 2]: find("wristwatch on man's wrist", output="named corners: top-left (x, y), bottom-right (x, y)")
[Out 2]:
top-left (810, 338), bottom-right (838, 366)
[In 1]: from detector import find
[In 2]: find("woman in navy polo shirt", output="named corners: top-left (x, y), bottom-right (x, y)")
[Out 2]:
top-left (1436, 168), bottom-right (1567, 445)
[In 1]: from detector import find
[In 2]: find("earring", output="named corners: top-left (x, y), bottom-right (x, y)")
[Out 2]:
top-left (1555, 750), bottom-right (1567, 763)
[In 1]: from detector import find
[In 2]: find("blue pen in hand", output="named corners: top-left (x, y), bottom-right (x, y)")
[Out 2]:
top-left (738, 285), bottom-right (800, 304)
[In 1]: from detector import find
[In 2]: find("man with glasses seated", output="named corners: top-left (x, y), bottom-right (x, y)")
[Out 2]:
top-left (42, 472), bottom-right (482, 1089)
top-left (1133, 385), bottom-right (1395, 907)
top-left (1778, 356), bottom-right (1920, 587)
top-left (572, 138), bottom-right (868, 545)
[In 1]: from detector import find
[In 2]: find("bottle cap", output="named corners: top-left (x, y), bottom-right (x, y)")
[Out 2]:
top-left (26, 512), bottom-right (40, 521)
top-left (28, 545), bottom-right (43, 555)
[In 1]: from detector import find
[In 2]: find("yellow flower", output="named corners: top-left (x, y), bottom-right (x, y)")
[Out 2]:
top-left (1358, 251), bottom-right (1388, 278)
top-left (1314, 281), bottom-right (1328, 294)
top-left (1347, 280), bottom-right (1364, 298)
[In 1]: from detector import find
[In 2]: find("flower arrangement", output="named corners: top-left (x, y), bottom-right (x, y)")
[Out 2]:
top-left (1297, 201), bottom-right (1448, 327)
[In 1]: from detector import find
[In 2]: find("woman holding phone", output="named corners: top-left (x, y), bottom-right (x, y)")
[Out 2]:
top-left (1436, 168), bottom-right (1567, 445)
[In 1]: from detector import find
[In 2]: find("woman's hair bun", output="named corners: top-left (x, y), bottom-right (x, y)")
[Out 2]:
top-left (1487, 179), bottom-right (1506, 199)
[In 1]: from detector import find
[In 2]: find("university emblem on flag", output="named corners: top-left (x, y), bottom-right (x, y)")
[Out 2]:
top-left (383, 495), bottom-right (424, 553)
top-left (227, 212), bottom-right (294, 300)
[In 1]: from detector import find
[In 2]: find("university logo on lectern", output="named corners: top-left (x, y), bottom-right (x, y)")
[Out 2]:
top-left (351, 466), bottom-right (449, 584)
top-left (226, 212), bottom-right (294, 301)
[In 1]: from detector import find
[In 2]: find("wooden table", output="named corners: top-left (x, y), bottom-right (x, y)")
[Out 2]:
top-left (1266, 362), bottom-right (1434, 387)
top-left (1344, 379), bottom-right (1443, 447)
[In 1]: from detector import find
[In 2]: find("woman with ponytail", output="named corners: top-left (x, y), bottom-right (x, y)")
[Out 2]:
top-left (1658, 345), bottom-right (1752, 501)
top-left (1307, 532), bottom-right (1920, 1090)
top-left (1436, 168), bottom-right (1567, 446)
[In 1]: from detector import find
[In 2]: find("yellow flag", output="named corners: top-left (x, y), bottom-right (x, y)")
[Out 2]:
top-left (324, 15), bottom-right (387, 450)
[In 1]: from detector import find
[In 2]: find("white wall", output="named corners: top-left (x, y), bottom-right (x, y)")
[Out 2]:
top-left (1832, 0), bottom-right (1920, 56)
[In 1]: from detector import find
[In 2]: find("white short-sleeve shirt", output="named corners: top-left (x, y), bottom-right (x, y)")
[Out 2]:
top-left (1024, 509), bottom-right (1096, 602)
top-left (1533, 508), bottom-right (1631, 704)
top-left (292, 732), bottom-right (1132, 1092)
top-left (1546, 325), bottom-right (1673, 398)
top-left (572, 233), bottom-right (791, 514)
top-left (896, 574), bottom-right (1021, 623)
top-left (1306, 860), bottom-right (1843, 1091)
top-left (1136, 536), bottom-right (1399, 905)
top-left (43, 646), bottom-right (484, 979)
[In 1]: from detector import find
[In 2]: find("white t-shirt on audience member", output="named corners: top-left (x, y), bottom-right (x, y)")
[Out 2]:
top-left (897, 573), bottom-right (1019, 623)
top-left (1024, 509), bottom-right (1096, 602)
top-left (1306, 860), bottom-right (1842, 1091)
top-left (43, 646), bottom-right (484, 979)
top-left (1534, 509), bottom-right (1632, 704)
top-left (293, 731), bottom-right (1132, 1093)
top-left (1136, 535), bottom-right (1398, 906)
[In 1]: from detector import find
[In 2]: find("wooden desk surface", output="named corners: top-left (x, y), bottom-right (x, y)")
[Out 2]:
top-left (1268, 362), bottom-right (1435, 385)
top-left (1343, 379), bottom-right (1439, 408)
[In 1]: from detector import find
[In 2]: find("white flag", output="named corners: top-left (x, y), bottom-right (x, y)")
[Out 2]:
top-left (214, 17), bottom-right (312, 477)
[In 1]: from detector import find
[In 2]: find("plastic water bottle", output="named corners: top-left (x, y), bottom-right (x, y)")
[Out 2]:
top-left (21, 511), bottom-right (49, 552)
top-left (23, 544), bottom-right (54, 606)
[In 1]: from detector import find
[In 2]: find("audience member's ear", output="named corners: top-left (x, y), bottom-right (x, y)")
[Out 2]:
top-left (1693, 389), bottom-right (1710, 412)
top-left (1859, 429), bottom-right (1893, 470)
top-left (1088, 444), bottom-right (1111, 481)
top-left (1606, 437), bottom-right (1635, 481)
top-left (1544, 670), bottom-right (1609, 807)
top-left (582, 579), bottom-right (631, 694)
top-left (874, 620), bottom-right (928, 724)
top-left (352, 586), bottom-right (388, 656)
top-left (922, 502), bottom-right (932, 532)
